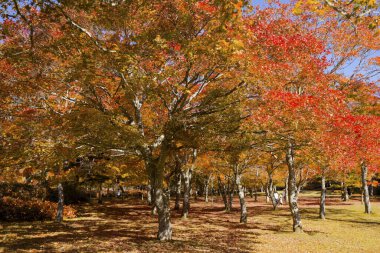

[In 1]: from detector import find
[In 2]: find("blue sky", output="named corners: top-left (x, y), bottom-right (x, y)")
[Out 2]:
top-left (251, 0), bottom-right (379, 82)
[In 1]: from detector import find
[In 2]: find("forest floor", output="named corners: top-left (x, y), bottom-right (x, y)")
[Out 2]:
top-left (1, 192), bottom-right (380, 253)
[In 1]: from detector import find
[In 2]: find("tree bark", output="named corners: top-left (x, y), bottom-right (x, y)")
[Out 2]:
top-left (98, 183), bottom-right (103, 204)
top-left (182, 167), bottom-right (192, 218)
top-left (342, 184), bottom-right (349, 201)
top-left (227, 177), bottom-right (233, 211)
top-left (361, 162), bottom-right (371, 214)
top-left (286, 140), bottom-right (303, 232)
top-left (204, 174), bottom-right (211, 203)
top-left (267, 173), bottom-right (278, 210)
top-left (174, 172), bottom-right (181, 211)
top-left (55, 183), bottom-right (64, 223)
top-left (369, 178), bottom-right (374, 196)
top-left (147, 184), bottom-right (152, 205)
top-left (283, 176), bottom-right (288, 203)
top-left (235, 170), bottom-right (247, 223)
top-left (361, 189), bottom-right (364, 205)
top-left (319, 171), bottom-right (326, 220)
top-left (156, 188), bottom-right (172, 240)
top-left (218, 176), bottom-right (229, 212)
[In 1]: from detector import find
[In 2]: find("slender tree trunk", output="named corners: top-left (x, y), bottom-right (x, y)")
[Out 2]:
top-left (286, 140), bottom-right (302, 232)
top-left (55, 183), bottom-right (64, 223)
top-left (98, 183), bottom-right (103, 204)
top-left (283, 176), bottom-right (288, 203)
top-left (218, 176), bottom-right (229, 211)
top-left (343, 184), bottom-right (349, 201)
top-left (361, 189), bottom-right (364, 204)
top-left (147, 184), bottom-right (152, 205)
top-left (254, 187), bottom-right (258, 202)
top-left (361, 162), bottom-right (371, 214)
top-left (267, 173), bottom-right (278, 210)
top-left (369, 179), bottom-right (374, 196)
top-left (210, 176), bottom-right (214, 204)
top-left (182, 167), bottom-right (192, 218)
top-left (340, 181), bottom-right (349, 201)
top-left (227, 178), bottom-right (233, 211)
top-left (265, 185), bottom-right (270, 203)
top-left (204, 174), bottom-right (211, 203)
top-left (174, 172), bottom-right (181, 211)
top-left (235, 171), bottom-right (247, 223)
top-left (319, 170), bottom-right (326, 220)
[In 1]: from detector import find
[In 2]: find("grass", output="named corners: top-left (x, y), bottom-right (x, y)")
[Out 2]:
top-left (0, 192), bottom-right (379, 253)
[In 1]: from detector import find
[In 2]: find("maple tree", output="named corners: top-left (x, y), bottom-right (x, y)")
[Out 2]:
top-left (1, 0), bottom-right (379, 244)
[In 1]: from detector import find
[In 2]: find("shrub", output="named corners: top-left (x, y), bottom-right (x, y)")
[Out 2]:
top-left (48, 182), bottom-right (90, 204)
top-left (0, 197), bottom-right (77, 221)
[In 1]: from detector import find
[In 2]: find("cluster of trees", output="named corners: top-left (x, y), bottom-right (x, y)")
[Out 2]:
top-left (1, 0), bottom-right (379, 240)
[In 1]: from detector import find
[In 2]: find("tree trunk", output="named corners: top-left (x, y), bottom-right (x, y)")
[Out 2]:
top-left (361, 189), bottom-right (364, 205)
top-left (286, 140), bottom-right (303, 232)
top-left (369, 179), bottom-right (374, 196)
top-left (147, 184), bottom-right (152, 205)
top-left (153, 149), bottom-right (172, 240)
top-left (227, 178), bottom-right (233, 211)
top-left (267, 173), bottom-right (278, 210)
top-left (361, 162), bottom-right (371, 214)
top-left (319, 172), bottom-right (326, 220)
top-left (210, 176), bottom-right (214, 204)
top-left (283, 176), bottom-right (288, 203)
top-left (341, 182), bottom-right (350, 201)
top-left (228, 191), bottom-right (233, 211)
top-left (254, 187), bottom-right (258, 202)
top-left (182, 167), bottom-right (192, 218)
top-left (235, 171), bottom-right (247, 223)
top-left (55, 183), bottom-right (64, 223)
top-left (98, 183), bottom-right (103, 204)
top-left (204, 174), bottom-right (211, 203)
top-left (156, 188), bottom-right (172, 240)
top-left (342, 184), bottom-right (349, 201)
top-left (218, 176), bottom-right (229, 212)
top-left (174, 172), bottom-right (181, 211)
top-left (265, 185), bottom-right (270, 203)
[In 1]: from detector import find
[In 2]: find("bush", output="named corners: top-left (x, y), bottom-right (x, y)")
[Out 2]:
top-left (0, 197), bottom-right (77, 221)
top-left (48, 182), bottom-right (90, 204)
top-left (0, 183), bottom-right (39, 200)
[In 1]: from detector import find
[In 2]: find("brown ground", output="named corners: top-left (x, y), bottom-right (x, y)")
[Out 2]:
top-left (1, 192), bottom-right (380, 253)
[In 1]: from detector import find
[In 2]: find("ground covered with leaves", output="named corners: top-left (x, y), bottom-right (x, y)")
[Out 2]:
top-left (1, 192), bottom-right (379, 253)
